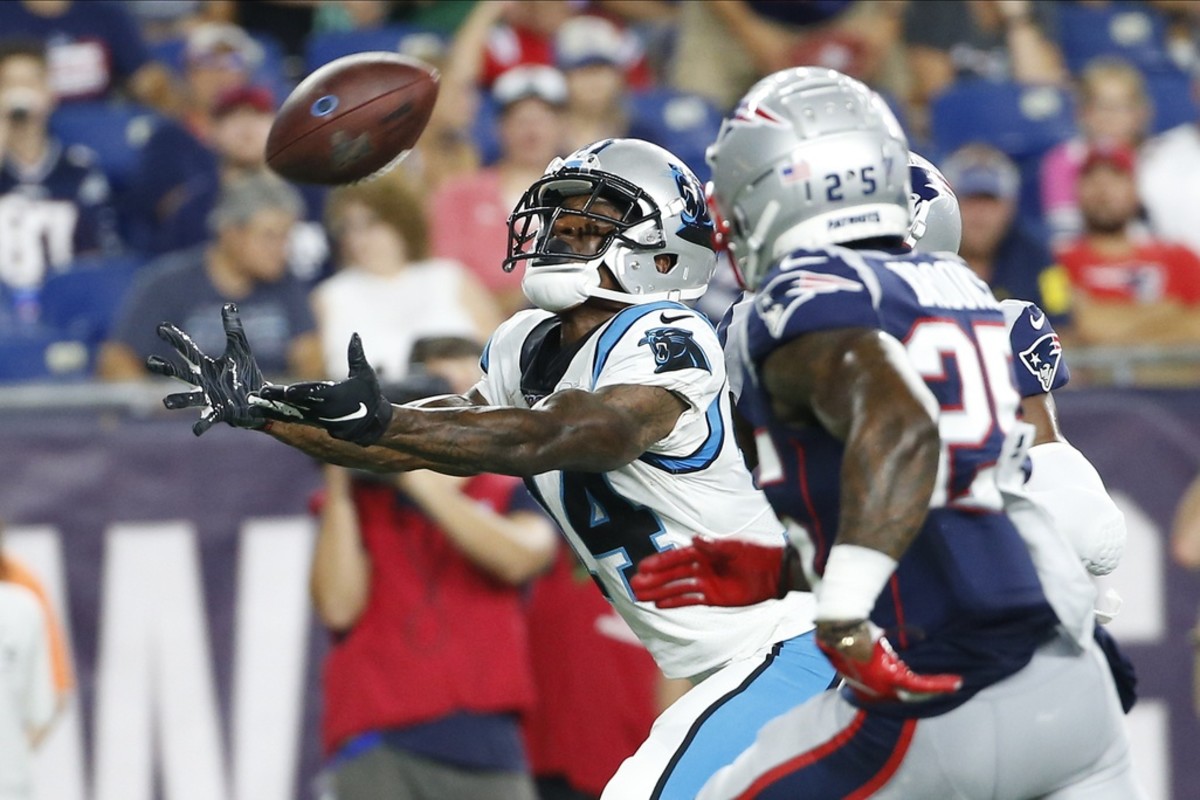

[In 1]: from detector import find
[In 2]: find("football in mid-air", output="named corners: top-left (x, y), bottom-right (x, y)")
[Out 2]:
top-left (266, 52), bottom-right (439, 185)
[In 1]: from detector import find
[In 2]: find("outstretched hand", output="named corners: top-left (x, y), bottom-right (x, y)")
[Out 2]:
top-left (251, 333), bottom-right (393, 446)
top-left (148, 303), bottom-right (268, 436)
top-left (815, 620), bottom-right (962, 703)
top-left (631, 536), bottom-right (789, 608)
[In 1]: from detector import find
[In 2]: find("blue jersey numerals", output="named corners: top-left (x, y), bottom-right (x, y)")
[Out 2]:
top-left (561, 471), bottom-right (670, 600)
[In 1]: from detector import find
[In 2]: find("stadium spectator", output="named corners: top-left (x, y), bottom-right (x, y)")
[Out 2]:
top-left (124, 21), bottom-right (261, 251)
top-left (151, 83), bottom-right (330, 281)
top-left (670, 1), bottom-right (903, 111)
top-left (0, 519), bottom-right (73, 722)
top-left (0, 38), bottom-right (119, 323)
top-left (98, 172), bottom-right (321, 380)
top-left (0, 0), bottom-right (176, 112)
top-left (429, 65), bottom-right (568, 317)
top-left (1041, 57), bottom-right (1151, 246)
top-left (311, 336), bottom-right (555, 800)
top-left (0, 521), bottom-right (57, 800)
top-left (1138, 62), bottom-right (1200, 257)
top-left (555, 15), bottom-right (641, 152)
top-left (905, 0), bottom-right (1066, 138)
top-left (313, 174), bottom-right (501, 380)
top-left (1058, 144), bottom-right (1200, 345)
top-left (524, 545), bottom-right (688, 800)
top-left (123, 0), bottom-right (236, 45)
top-left (943, 142), bottom-right (1072, 324)
top-left (395, 34), bottom-right (483, 195)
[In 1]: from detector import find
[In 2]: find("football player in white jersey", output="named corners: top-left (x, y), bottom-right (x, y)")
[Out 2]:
top-left (148, 138), bottom-right (834, 799)
top-left (633, 69), bottom-right (1142, 798)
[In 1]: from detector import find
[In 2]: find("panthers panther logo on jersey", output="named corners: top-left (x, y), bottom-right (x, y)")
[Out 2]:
top-left (1019, 332), bottom-right (1063, 393)
top-left (638, 326), bottom-right (711, 374)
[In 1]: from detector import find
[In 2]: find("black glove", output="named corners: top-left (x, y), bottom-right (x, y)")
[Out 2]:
top-left (252, 333), bottom-right (393, 446)
top-left (147, 303), bottom-right (269, 436)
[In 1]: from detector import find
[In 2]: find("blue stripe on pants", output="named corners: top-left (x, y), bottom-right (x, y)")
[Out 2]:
top-left (652, 631), bottom-right (835, 800)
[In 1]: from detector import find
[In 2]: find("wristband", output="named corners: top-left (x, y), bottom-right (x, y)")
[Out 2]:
top-left (815, 544), bottom-right (897, 622)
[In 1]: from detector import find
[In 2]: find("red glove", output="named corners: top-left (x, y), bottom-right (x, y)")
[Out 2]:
top-left (631, 536), bottom-right (788, 608)
top-left (816, 621), bottom-right (963, 703)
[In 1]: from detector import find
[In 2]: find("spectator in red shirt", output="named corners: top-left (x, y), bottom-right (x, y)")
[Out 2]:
top-left (428, 65), bottom-right (568, 317)
top-left (1058, 144), bottom-right (1200, 345)
top-left (311, 335), bottom-right (557, 800)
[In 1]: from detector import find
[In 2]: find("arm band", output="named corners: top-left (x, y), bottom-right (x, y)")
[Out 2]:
top-left (815, 544), bottom-right (898, 622)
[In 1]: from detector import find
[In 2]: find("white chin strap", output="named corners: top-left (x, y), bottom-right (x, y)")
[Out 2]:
top-left (521, 263), bottom-right (603, 312)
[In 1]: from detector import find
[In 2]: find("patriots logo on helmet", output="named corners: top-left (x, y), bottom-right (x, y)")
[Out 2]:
top-left (1019, 333), bottom-right (1063, 393)
top-left (637, 327), bottom-right (711, 374)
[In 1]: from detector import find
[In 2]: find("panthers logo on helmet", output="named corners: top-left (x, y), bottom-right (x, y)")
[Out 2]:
top-left (1019, 333), bottom-right (1063, 393)
top-left (668, 163), bottom-right (714, 248)
top-left (638, 326), bottom-right (711, 374)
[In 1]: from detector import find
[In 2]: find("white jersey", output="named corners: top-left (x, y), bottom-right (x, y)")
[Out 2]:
top-left (474, 301), bottom-right (814, 680)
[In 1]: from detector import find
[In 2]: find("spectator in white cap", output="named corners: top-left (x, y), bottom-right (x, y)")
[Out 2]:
top-left (555, 15), bottom-right (640, 152)
top-left (429, 65), bottom-right (568, 316)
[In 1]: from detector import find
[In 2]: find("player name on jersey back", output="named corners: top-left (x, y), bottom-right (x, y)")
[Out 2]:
top-left (884, 258), bottom-right (1002, 311)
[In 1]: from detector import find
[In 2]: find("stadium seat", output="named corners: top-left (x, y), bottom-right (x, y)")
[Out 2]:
top-left (48, 102), bottom-right (162, 190)
top-left (1143, 69), bottom-right (1198, 134)
top-left (930, 80), bottom-right (1077, 160)
top-left (627, 88), bottom-right (723, 184)
top-left (303, 26), bottom-right (441, 74)
top-left (1056, 2), bottom-right (1172, 76)
top-left (930, 80), bottom-right (1077, 229)
top-left (38, 255), bottom-right (143, 348)
top-left (0, 324), bottom-right (89, 382)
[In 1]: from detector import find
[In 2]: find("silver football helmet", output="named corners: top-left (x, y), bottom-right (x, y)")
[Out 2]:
top-left (706, 68), bottom-right (911, 290)
top-left (504, 138), bottom-right (718, 312)
top-left (907, 152), bottom-right (962, 254)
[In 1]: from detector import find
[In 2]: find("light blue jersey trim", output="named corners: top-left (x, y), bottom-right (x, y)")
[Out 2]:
top-left (592, 300), bottom-right (686, 384)
top-left (639, 395), bottom-right (724, 474)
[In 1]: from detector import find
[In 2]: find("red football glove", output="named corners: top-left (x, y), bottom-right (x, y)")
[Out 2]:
top-left (631, 537), bottom-right (788, 608)
top-left (816, 621), bottom-right (963, 703)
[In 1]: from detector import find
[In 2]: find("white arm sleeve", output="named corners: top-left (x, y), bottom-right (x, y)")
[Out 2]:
top-left (1025, 441), bottom-right (1127, 575)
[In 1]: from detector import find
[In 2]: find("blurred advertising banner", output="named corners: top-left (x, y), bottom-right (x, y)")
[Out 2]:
top-left (0, 390), bottom-right (1198, 800)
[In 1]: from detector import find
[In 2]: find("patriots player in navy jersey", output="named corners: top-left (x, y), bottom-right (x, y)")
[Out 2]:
top-left (147, 139), bottom-right (837, 800)
top-left (633, 69), bottom-right (1142, 798)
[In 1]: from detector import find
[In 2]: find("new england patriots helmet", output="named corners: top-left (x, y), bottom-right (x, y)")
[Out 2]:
top-left (504, 138), bottom-right (718, 312)
top-left (907, 152), bottom-right (963, 254)
top-left (706, 68), bottom-right (911, 290)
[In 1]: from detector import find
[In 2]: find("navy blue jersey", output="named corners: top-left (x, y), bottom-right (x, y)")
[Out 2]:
top-left (0, 0), bottom-right (151, 102)
top-left (0, 142), bottom-right (118, 292)
top-left (722, 245), bottom-right (1058, 716)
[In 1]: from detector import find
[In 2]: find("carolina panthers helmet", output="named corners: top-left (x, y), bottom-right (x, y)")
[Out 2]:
top-left (907, 152), bottom-right (962, 254)
top-left (504, 138), bottom-right (718, 312)
top-left (706, 68), bottom-right (911, 290)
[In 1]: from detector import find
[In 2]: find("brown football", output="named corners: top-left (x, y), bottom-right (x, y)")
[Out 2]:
top-left (266, 52), bottom-right (439, 185)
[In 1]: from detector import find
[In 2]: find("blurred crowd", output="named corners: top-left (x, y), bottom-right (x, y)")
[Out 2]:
top-left (2, 0), bottom-right (1200, 385)
top-left (4, 2), bottom-right (1200, 798)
